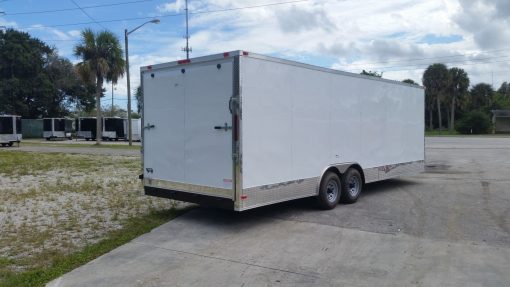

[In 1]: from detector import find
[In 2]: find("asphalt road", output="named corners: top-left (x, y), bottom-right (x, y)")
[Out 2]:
top-left (48, 137), bottom-right (510, 287)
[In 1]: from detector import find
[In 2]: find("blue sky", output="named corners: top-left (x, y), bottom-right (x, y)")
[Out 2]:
top-left (1, 0), bottom-right (510, 111)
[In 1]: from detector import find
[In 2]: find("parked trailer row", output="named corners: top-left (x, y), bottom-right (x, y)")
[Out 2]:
top-left (140, 51), bottom-right (425, 211)
top-left (2, 116), bottom-right (141, 143)
top-left (0, 115), bottom-right (22, 147)
top-left (76, 117), bottom-right (141, 141)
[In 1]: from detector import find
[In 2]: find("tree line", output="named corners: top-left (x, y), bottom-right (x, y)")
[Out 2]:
top-left (421, 63), bottom-right (510, 133)
top-left (0, 29), bottom-right (96, 118)
top-left (0, 28), bottom-right (125, 144)
top-left (363, 65), bottom-right (510, 134)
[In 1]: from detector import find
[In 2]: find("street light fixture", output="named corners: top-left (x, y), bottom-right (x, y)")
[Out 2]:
top-left (125, 18), bottom-right (160, 146)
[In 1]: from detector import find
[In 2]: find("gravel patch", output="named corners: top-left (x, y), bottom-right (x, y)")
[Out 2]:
top-left (0, 151), bottom-right (179, 273)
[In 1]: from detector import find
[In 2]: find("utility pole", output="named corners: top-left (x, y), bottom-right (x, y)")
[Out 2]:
top-left (182, 0), bottom-right (191, 59)
top-left (111, 82), bottom-right (114, 116)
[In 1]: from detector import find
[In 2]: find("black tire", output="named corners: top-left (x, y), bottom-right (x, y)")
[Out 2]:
top-left (340, 168), bottom-right (363, 204)
top-left (85, 138), bottom-right (90, 141)
top-left (316, 172), bottom-right (341, 210)
top-left (7, 142), bottom-right (13, 147)
top-left (1, 143), bottom-right (6, 147)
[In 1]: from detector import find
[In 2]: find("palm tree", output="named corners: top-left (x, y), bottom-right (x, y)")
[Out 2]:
top-left (423, 64), bottom-right (449, 132)
top-left (448, 68), bottom-right (469, 132)
top-left (74, 29), bottom-right (125, 144)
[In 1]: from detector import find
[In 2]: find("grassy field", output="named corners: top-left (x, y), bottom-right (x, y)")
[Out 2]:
top-left (0, 150), bottom-right (182, 287)
top-left (20, 141), bottom-right (141, 150)
top-left (425, 130), bottom-right (461, 136)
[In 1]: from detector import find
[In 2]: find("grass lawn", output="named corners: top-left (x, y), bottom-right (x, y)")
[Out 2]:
top-left (21, 141), bottom-right (141, 150)
top-left (425, 130), bottom-right (461, 136)
top-left (0, 150), bottom-right (183, 287)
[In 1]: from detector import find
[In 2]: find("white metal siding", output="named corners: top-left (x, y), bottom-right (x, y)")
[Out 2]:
top-left (240, 56), bottom-right (424, 189)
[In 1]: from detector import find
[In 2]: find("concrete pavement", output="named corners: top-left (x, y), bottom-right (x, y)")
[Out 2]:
top-left (47, 137), bottom-right (510, 287)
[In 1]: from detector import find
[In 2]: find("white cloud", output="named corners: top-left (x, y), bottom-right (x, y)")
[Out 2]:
top-left (157, 0), bottom-right (185, 13)
top-left (75, 0), bottom-right (510, 109)
top-left (67, 30), bottom-right (81, 38)
top-left (0, 18), bottom-right (17, 28)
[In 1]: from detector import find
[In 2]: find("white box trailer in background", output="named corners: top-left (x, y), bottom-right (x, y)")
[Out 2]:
top-left (76, 117), bottom-right (98, 141)
top-left (0, 115), bottom-right (22, 147)
top-left (131, 119), bottom-right (142, 141)
top-left (43, 118), bottom-right (73, 140)
top-left (141, 51), bottom-right (425, 211)
top-left (102, 117), bottom-right (127, 141)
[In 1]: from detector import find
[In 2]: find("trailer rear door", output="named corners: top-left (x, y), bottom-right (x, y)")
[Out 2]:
top-left (143, 59), bottom-right (234, 195)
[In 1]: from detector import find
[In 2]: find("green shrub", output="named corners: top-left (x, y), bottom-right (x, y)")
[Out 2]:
top-left (455, 111), bottom-right (491, 134)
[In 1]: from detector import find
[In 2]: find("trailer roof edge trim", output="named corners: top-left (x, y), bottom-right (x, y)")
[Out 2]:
top-left (140, 50), bottom-right (424, 90)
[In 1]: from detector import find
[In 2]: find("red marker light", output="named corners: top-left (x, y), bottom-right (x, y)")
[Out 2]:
top-left (147, 65), bottom-right (152, 70)
top-left (178, 59), bottom-right (191, 65)
top-left (242, 51), bottom-right (249, 56)
top-left (223, 52), bottom-right (230, 58)
top-left (240, 195), bottom-right (248, 200)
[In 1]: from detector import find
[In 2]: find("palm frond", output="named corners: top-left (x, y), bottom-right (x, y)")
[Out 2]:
top-left (73, 28), bottom-right (125, 90)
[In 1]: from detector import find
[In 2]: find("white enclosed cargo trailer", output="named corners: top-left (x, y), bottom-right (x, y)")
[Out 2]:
top-left (43, 118), bottom-right (73, 140)
top-left (102, 117), bottom-right (127, 141)
top-left (0, 115), bottom-right (22, 147)
top-left (141, 51), bottom-right (425, 211)
top-left (131, 119), bottom-right (142, 141)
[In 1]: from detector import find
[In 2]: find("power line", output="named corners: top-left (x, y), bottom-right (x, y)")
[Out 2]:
top-left (4, 0), bottom-right (153, 16)
top-left (70, 0), bottom-right (106, 29)
top-left (354, 58), bottom-right (510, 73)
top-left (101, 98), bottom-right (129, 101)
top-left (346, 47), bottom-right (510, 67)
top-left (12, 0), bottom-right (308, 30)
top-left (376, 55), bottom-right (510, 71)
top-left (342, 54), bottom-right (510, 73)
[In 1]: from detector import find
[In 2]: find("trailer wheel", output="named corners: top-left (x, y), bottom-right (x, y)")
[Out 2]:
top-left (1, 143), bottom-right (6, 147)
top-left (340, 168), bottom-right (363, 204)
top-left (317, 172), bottom-right (341, 210)
top-left (7, 142), bottom-right (13, 147)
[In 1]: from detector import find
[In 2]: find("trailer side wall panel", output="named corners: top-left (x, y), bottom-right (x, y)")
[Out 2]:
top-left (240, 56), bottom-right (424, 193)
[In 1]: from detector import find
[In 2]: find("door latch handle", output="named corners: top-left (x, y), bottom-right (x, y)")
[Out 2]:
top-left (144, 123), bottom-right (155, 130)
top-left (214, 123), bottom-right (232, 131)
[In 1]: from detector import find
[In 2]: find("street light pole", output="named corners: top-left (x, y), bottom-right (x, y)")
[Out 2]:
top-left (124, 29), bottom-right (131, 145)
top-left (124, 19), bottom-right (160, 146)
